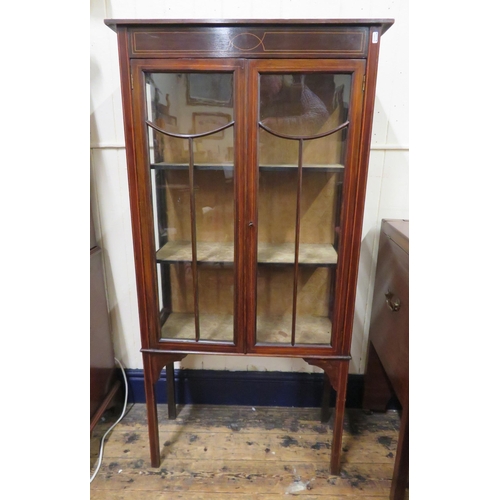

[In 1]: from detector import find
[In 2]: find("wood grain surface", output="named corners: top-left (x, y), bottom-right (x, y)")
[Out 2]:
top-left (91, 404), bottom-right (407, 499)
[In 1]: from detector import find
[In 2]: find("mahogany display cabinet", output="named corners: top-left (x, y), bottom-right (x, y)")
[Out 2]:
top-left (105, 18), bottom-right (394, 474)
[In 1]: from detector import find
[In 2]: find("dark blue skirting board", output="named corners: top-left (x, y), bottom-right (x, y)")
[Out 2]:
top-left (123, 369), bottom-right (373, 408)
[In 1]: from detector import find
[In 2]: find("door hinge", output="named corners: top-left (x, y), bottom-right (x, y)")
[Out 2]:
top-left (131, 72), bottom-right (134, 90)
top-left (362, 74), bottom-right (366, 92)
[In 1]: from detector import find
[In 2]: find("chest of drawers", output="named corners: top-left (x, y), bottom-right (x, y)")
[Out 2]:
top-left (363, 219), bottom-right (409, 499)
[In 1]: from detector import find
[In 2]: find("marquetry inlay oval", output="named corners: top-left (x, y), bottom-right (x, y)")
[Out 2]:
top-left (229, 32), bottom-right (263, 51)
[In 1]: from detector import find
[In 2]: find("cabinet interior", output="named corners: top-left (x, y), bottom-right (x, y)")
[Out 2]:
top-left (146, 69), bottom-right (348, 346)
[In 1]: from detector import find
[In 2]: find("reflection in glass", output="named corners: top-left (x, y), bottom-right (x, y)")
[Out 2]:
top-left (260, 74), bottom-right (329, 135)
top-left (256, 73), bottom-right (350, 346)
top-left (259, 73), bottom-right (349, 165)
top-left (146, 72), bottom-right (236, 343)
top-left (147, 73), bottom-right (234, 166)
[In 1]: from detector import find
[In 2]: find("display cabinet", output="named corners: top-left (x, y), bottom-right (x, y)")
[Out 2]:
top-left (105, 18), bottom-right (394, 474)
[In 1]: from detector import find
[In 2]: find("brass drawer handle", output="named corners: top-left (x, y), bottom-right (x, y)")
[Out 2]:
top-left (385, 291), bottom-right (401, 312)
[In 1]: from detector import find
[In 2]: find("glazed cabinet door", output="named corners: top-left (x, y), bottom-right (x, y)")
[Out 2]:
top-left (246, 59), bottom-right (365, 355)
top-left (130, 59), bottom-right (246, 352)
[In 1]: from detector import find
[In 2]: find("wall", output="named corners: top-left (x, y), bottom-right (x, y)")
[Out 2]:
top-left (90, 0), bottom-right (409, 374)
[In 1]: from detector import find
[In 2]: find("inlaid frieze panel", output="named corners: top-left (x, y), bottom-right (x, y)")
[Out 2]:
top-left (129, 27), bottom-right (369, 58)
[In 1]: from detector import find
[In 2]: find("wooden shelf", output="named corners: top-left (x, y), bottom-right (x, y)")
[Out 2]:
top-left (151, 163), bottom-right (234, 171)
top-left (260, 163), bottom-right (344, 173)
top-left (150, 163), bottom-right (344, 173)
top-left (161, 313), bottom-right (234, 342)
top-left (157, 241), bottom-right (234, 263)
top-left (258, 242), bottom-right (337, 265)
top-left (160, 312), bottom-right (332, 345)
top-left (256, 315), bottom-right (332, 345)
top-left (156, 241), bottom-right (337, 265)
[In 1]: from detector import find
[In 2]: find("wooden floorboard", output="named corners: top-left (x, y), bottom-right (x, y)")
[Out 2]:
top-left (90, 404), bottom-right (408, 499)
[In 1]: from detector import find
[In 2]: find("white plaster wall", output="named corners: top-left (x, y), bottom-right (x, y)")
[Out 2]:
top-left (90, 0), bottom-right (409, 373)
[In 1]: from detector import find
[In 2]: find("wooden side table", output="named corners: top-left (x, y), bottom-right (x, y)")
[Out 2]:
top-left (363, 219), bottom-right (409, 500)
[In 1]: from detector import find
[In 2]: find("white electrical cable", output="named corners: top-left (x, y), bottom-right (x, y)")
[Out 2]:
top-left (90, 357), bottom-right (129, 483)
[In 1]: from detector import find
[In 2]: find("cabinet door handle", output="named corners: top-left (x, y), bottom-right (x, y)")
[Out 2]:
top-left (385, 291), bottom-right (401, 312)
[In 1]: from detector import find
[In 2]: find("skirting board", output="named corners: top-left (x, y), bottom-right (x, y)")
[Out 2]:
top-left (122, 369), bottom-right (398, 409)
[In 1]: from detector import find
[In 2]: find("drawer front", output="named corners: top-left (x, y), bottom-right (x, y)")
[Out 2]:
top-left (369, 233), bottom-right (409, 403)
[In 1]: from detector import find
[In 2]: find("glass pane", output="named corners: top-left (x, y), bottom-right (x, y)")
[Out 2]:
top-left (256, 72), bottom-right (350, 346)
top-left (194, 136), bottom-right (235, 341)
top-left (256, 161), bottom-right (296, 344)
top-left (146, 72), bottom-right (235, 343)
top-left (198, 263), bottom-right (234, 341)
top-left (159, 262), bottom-right (196, 340)
top-left (256, 266), bottom-right (293, 343)
top-left (147, 73), bottom-right (234, 165)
